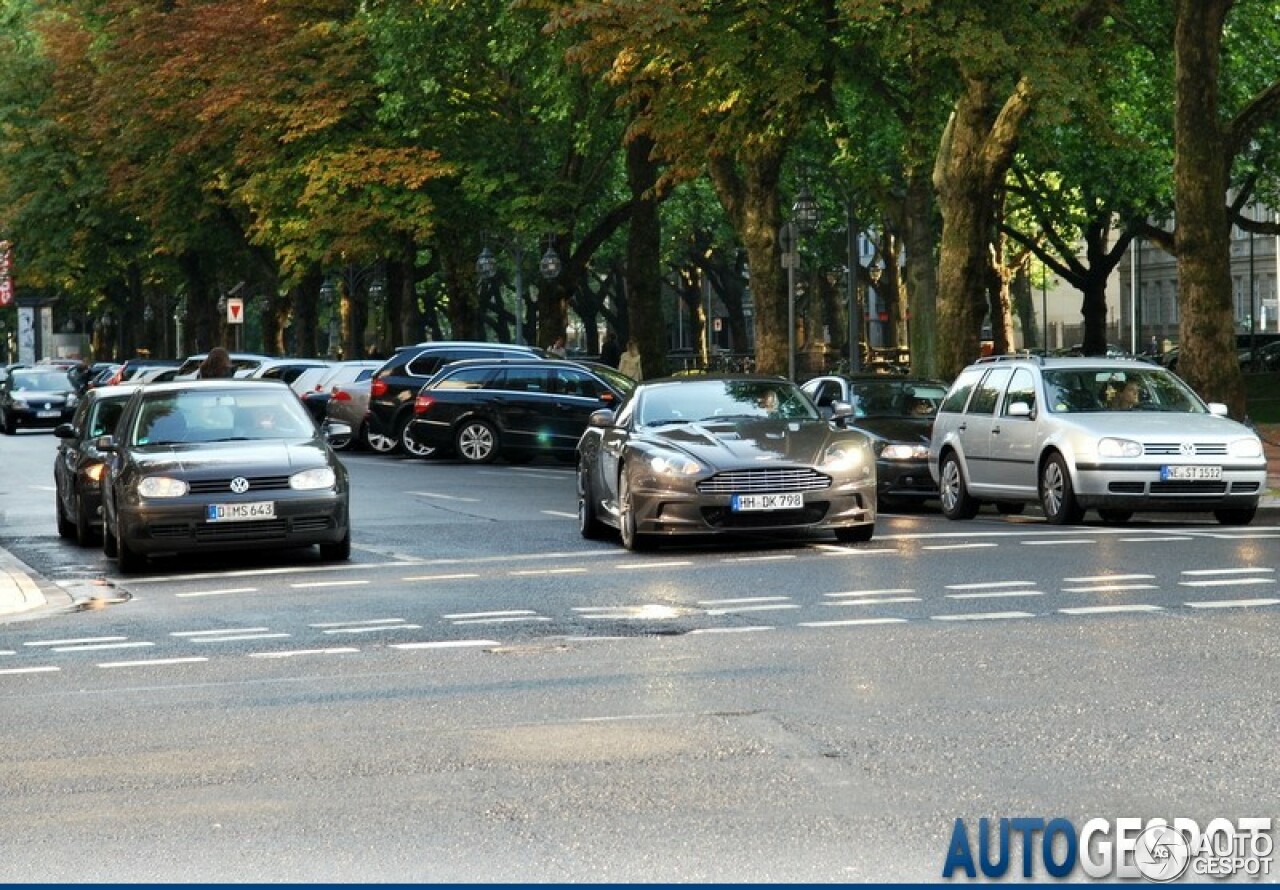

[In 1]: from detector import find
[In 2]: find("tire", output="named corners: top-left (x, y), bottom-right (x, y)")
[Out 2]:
top-left (56, 491), bottom-right (76, 539)
top-left (1214, 506), bottom-right (1257, 526)
top-left (115, 524), bottom-right (145, 573)
top-left (577, 463), bottom-right (609, 540)
top-left (102, 513), bottom-right (118, 557)
top-left (1040, 453), bottom-right (1084, 525)
top-left (617, 468), bottom-right (654, 551)
top-left (455, 419), bottom-right (499, 464)
top-left (399, 422), bottom-right (436, 459)
top-left (938, 452), bottom-right (979, 520)
top-left (1098, 508), bottom-right (1133, 524)
top-left (1, 411), bottom-right (15, 435)
top-left (363, 423), bottom-right (397, 454)
top-left (319, 530), bottom-right (352, 561)
top-left (834, 524), bottom-right (874, 544)
top-left (995, 502), bottom-right (1025, 516)
top-left (74, 495), bottom-right (97, 547)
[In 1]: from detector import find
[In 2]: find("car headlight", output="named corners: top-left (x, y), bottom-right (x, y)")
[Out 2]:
top-left (821, 442), bottom-right (866, 474)
top-left (12, 399), bottom-right (28, 410)
top-left (290, 467), bottom-right (337, 490)
top-left (137, 475), bottom-right (188, 498)
top-left (1228, 437), bottom-right (1263, 459)
top-left (83, 463), bottom-right (105, 483)
top-left (647, 452), bottom-right (703, 476)
top-left (1097, 437), bottom-right (1142, 458)
top-left (66, 394), bottom-right (78, 408)
top-left (879, 443), bottom-right (929, 461)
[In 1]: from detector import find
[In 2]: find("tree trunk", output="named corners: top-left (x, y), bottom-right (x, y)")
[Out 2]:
top-left (626, 133), bottom-right (664, 379)
top-left (905, 170), bottom-right (940, 378)
top-left (1173, 0), bottom-right (1244, 416)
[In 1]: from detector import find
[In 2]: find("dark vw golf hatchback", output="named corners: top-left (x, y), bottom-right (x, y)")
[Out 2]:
top-left (99, 379), bottom-right (352, 572)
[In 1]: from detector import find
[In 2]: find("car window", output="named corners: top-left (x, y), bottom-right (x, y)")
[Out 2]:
top-left (939, 367), bottom-right (984, 414)
top-left (553, 369), bottom-right (608, 399)
top-left (10, 370), bottom-right (72, 391)
top-left (1002, 369), bottom-right (1037, 416)
top-left (132, 390), bottom-right (314, 445)
top-left (89, 399), bottom-right (126, 438)
top-left (497, 368), bottom-right (551, 393)
top-left (811, 380), bottom-right (843, 408)
top-left (406, 353), bottom-right (447, 377)
top-left (434, 367), bottom-right (497, 390)
top-left (965, 368), bottom-right (1012, 415)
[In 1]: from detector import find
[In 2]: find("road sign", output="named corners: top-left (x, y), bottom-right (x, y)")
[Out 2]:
top-left (226, 296), bottom-right (244, 325)
top-left (0, 278), bottom-right (12, 307)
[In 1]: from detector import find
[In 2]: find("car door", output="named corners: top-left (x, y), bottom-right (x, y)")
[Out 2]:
top-left (492, 366), bottom-right (554, 450)
top-left (549, 368), bottom-right (617, 451)
top-left (984, 367), bottom-right (1041, 498)
top-left (956, 366), bottom-right (1013, 493)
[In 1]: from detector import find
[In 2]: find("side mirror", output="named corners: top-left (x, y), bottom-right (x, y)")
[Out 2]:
top-left (54, 422), bottom-right (76, 439)
top-left (588, 408), bottom-right (616, 429)
top-left (323, 420), bottom-right (353, 442)
top-left (1206, 402), bottom-right (1229, 417)
top-left (829, 401), bottom-right (853, 426)
top-left (93, 434), bottom-right (117, 452)
top-left (1007, 401), bottom-right (1033, 418)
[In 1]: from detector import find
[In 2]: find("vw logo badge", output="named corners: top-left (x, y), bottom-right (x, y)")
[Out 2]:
top-left (1179, 442), bottom-right (1195, 456)
top-left (229, 476), bottom-right (250, 494)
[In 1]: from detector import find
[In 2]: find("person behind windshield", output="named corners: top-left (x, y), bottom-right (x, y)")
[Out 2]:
top-left (756, 388), bottom-right (780, 416)
top-left (1109, 379), bottom-right (1141, 410)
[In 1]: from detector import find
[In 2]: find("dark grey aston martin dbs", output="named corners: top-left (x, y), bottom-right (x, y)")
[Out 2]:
top-left (576, 376), bottom-right (877, 551)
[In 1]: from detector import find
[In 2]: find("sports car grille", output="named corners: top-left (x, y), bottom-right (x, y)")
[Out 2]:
top-left (1142, 443), bottom-right (1228, 456)
top-left (187, 475), bottom-right (292, 494)
top-left (696, 468), bottom-right (831, 494)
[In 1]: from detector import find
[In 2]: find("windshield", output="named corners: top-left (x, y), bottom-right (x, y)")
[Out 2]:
top-left (129, 389), bottom-right (317, 445)
top-left (586, 364), bottom-right (637, 397)
top-left (1042, 368), bottom-right (1206, 414)
top-left (10, 370), bottom-right (72, 392)
top-left (849, 381), bottom-right (948, 418)
top-left (637, 379), bottom-right (818, 426)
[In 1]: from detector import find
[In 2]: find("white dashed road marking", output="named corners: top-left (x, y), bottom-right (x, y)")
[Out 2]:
top-left (1185, 598), bottom-right (1280, 610)
top-left (931, 612), bottom-right (1035, 622)
top-left (1058, 605), bottom-right (1164, 615)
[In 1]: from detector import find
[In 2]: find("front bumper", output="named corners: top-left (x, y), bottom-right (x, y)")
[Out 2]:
top-left (1072, 462), bottom-right (1267, 511)
top-left (629, 474), bottom-right (876, 537)
top-left (9, 407), bottom-right (74, 428)
top-left (877, 459), bottom-right (936, 501)
top-left (116, 492), bottom-right (348, 556)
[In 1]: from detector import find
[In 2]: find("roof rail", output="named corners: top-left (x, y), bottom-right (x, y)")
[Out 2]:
top-left (974, 352), bottom-right (1044, 366)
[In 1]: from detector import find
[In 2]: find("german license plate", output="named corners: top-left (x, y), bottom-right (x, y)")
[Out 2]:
top-left (37, 410), bottom-right (60, 418)
top-left (206, 501), bottom-right (276, 522)
top-left (1161, 465), bottom-right (1223, 481)
top-left (731, 492), bottom-right (803, 512)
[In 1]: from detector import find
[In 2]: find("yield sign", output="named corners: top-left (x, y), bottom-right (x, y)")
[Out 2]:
top-left (226, 296), bottom-right (244, 324)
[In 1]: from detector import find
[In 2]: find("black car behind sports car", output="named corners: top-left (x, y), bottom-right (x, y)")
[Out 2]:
top-left (99, 379), bottom-right (352, 572)
top-left (577, 375), bottom-right (877, 550)
top-left (802, 374), bottom-right (948, 510)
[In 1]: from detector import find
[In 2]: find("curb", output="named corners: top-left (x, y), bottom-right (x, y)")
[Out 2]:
top-left (0, 546), bottom-right (78, 620)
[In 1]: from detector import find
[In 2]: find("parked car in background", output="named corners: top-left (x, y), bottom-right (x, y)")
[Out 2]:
top-left (929, 355), bottom-right (1266, 526)
top-left (403, 358), bottom-right (635, 464)
top-left (299, 360), bottom-right (382, 426)
top-left (803, 374), bottom-right (949, 510)
top-left (173, 351), bottom-right (276, 380)
top-left (325, 377), bottom-right (390, 453)
top-left (0, 366), bottom-right (78, 434)
top-left (242, 357), bottom-right (335, 392)
top-left (577, 375), bottom-right (877, 550)
top-left (367, 341), bottom-right (544, 455)
top-left (53, 383), bottom-right (141, 546)
top-left (99, 379), bottom-right (352, 572)
top-left (102, 358), bottom-right (182, 386)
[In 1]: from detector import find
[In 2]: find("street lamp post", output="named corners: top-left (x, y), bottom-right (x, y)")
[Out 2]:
top-left (782, 188), bottom-right (819, 381)
top-left (476, 239), bottom-right (529, 345)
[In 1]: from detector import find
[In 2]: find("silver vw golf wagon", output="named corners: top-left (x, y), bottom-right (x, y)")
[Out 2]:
top-left (928, 356), bottom-right (1266, 525)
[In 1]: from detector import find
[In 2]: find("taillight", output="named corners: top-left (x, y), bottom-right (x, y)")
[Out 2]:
top-left (333, 390), bottom-right (351, 402)
top-left (413, 394), bottom-right (435, 415)
top-left (370, 378), bottom-right (387, 398)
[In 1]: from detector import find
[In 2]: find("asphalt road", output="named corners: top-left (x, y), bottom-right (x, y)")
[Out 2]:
top-left (2, 429), bottom-right (1278, 881)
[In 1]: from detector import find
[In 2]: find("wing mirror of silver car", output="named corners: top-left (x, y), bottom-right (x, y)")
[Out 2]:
top-left (1207, 402), bottom-right (1229, 417)
top-left (323, 420), bottom-right (354, 441)
top-left (1007, 401), bottom-right (1033, 418)
top-left (589, 408), bottom-right (616, 428)
top-left (829, 401), bottom-right (854, 425)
